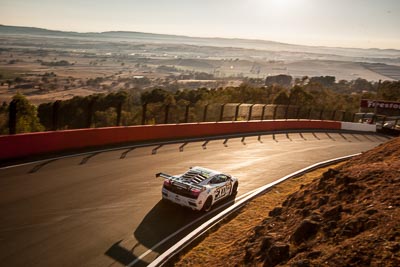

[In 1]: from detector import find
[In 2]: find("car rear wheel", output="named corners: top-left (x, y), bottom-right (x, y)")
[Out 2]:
top-left (202, 197), bottom-right (213, 212)
top-left (231, 182), bottom-right (238, 196)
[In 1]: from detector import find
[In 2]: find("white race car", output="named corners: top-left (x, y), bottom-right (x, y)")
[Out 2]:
top-left (157, 166), bottom-right (239, 212)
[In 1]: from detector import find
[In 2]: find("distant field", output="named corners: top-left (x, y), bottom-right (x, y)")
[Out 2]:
top-left (1, 26), bottom-right (399, 104)
top-left (0, 67), bottom-right (29, 80)
top-left (362, 63), bottom-right (400, 80)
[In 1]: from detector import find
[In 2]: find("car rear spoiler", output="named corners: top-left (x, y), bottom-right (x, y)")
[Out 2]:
top-left (156, 172), bottom-right (204, 191)
top-left (156, 172), bottom-right (173, 179)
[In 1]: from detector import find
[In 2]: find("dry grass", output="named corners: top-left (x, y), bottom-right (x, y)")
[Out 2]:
top-left (172, 163), bottom-right (344, 266)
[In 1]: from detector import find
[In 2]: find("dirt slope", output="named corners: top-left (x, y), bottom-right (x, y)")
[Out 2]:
top-left (173, 137), bottom-right (400, 266)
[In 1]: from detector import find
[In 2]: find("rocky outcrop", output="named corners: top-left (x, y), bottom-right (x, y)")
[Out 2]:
top-left (240, 137), bottom-right (400, 266)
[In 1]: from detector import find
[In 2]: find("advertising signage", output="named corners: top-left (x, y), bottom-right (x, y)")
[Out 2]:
top-left (360, 99), bottom-right (400, 110)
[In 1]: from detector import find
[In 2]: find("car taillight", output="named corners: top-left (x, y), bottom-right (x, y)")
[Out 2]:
top-left (163, 179), bottom-right (172, 188)
top-left (190, 188), bottom-right (203, 197)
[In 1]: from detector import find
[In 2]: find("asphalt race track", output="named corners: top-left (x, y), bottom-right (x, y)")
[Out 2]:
top-left (0, 131), bottom-right (389, 266)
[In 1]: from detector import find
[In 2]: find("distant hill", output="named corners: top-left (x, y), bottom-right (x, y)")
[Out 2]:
top-left (0, 25), bottom-right (82, 37)
top-left (1, 24), bottom-right (400, 59)
top-left (0, 24), bottom-right (289, 50)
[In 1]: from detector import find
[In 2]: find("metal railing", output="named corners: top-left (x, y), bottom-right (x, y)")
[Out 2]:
top-left (5, 101), bottom-right (400, 134)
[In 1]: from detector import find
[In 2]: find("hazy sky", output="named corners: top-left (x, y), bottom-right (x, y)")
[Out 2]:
top-left (1, 0), bottom-right (399, 49)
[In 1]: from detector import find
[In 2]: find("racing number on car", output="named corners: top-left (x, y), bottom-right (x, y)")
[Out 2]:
top-left (215, 182), bottom-right (232, 200)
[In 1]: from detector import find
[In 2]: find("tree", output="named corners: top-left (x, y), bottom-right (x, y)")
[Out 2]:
top-left (164, 94), bottom-right (176, 106)
top-left (0, 102), bottom-right (8, 134)
top-left (11, 93), bottom-right (44, 133)
top-left (351, 78), bottom-right (374, 93)
top-left (273, 91), bottom-right (290, 105)
top-left (175, 89), bottom-right (197, 104)
top-left (265, 74), bottom-right (293, 88)
top-left (309, 76), bottom-right (336, 88)
top-left (290, 85), bottom-right (313, 107)
top-left (377, 81), bottom-right (400, 101)
top-left (141, 88), bottom-right (171, 104)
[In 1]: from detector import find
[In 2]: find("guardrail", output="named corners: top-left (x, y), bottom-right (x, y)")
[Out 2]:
top-left (1, 120), bottom-right (342, 160)
top-left (0, 120), bottom-right (375, 161)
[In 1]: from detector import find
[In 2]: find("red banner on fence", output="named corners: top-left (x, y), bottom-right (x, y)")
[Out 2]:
top-left (360, 99), bottom-right (400, 110)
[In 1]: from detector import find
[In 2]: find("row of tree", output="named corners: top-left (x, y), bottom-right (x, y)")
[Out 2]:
top-left (1, 79), bottom-right (399, 134)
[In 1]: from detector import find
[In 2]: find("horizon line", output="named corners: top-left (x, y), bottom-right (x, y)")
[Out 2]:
top-left (1, 23), bottom-right (400, 52)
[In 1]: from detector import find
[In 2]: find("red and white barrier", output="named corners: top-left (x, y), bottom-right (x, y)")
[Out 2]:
top-left (1, 120), bottom-right (375, 161)
top-left (341, 121), bottom-right (376, 132)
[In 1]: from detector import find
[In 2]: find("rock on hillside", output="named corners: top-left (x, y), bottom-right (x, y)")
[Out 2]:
top-left (242, 137), bottom-right (400, 266)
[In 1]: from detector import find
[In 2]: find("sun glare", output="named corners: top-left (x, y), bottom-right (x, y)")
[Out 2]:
top-left (266, 0), bottom-right (304, 10)
top-left (270, 0), bottom-right (292, 8)
top-left (254, 0), bottom-right (304, 15)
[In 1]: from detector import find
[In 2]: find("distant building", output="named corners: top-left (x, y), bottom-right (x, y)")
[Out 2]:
top-left (265, 74), bottom-right (293, 88)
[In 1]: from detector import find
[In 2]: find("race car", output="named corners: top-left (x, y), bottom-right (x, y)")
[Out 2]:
top-left (156, 166), bottom-right (239, 212)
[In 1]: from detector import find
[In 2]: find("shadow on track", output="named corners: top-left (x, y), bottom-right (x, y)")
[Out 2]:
top-left (79, 152), bottom-right (100, 165)
top-left (104, 201), bottom-right (201, 267)
top-left (105, 240), bottom-right (144, 266)
top-left (152, 145), bottom-right (163, 155)
top-left (325, 132), bottom-right (336, 141)
top-left (120, 148), bottom-right (135, 159)
top-left (105, 194), bottom-right (237, 266)
top-left (28, 159), bottom-right (58, 173)
top-left (312, 132), bottom-right (321, 140)
top-left (133, 196), bottom-right (237, 250)
top-left (134, 200), bottom-right (202, 250)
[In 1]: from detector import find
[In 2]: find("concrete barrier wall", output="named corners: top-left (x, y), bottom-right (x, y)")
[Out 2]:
top-left (1, 120), bottom-right (342, 160)
top-left (341, 122), bottom-right (376, 132)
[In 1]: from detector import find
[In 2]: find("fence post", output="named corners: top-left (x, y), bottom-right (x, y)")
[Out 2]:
top-left (319, 109), bottom-right (324, 120)
top-left (307, 108), bottom-right (312, 120)
top-left (203, 104), bottom-right (208, 122)
top-left (116, 101), bottom-right (122, 126)
top-left (273, 105), bottom-right (278, 120)
top-left (248, 104), bottom-right (255, 121)
top-left (52, 100), bottom-right (60, 131)
top-left (234, 103), bottom-right (242, 121)
top-left (331, 110), bottom-right (337, 121)
top-left (296, 107), bottom-right (301, 120)
top-left (341, 111), bottom-right (346, 122)
top-left (219, 103), bottom-right (226, 121)
top-left (261, 104), bottom-right (266, 121)
top-left (86, 99), bottom-right (95, 128)
top-left (184, 104), bottom-right (190, 123)
top-left (8, 99), bottom-right (17, 135)
top-left (164, 104), bottom-right (170, 124)
top-left (141, 103), bottom-right (147, 125)
top-left (352, 113), bottom-right (356, 122)
top-left (284, 105), bottom-right (290, 120)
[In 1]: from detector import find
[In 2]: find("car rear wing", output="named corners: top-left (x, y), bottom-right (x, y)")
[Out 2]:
top-left (156, 172), bottom-right (204, 191)
top-left (156, 172), bottom-right (173, 179)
